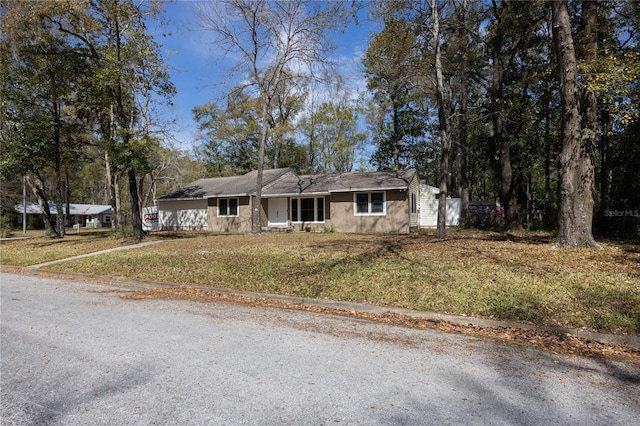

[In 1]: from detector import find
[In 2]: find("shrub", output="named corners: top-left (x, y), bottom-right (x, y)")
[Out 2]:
top-left (0, 215), bottom-right (13, 238)
top-left (461, 204), bottom-right (505, 231)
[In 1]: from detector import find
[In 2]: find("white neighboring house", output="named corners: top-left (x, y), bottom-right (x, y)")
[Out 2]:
top-left (418, 181), bottom-right (461, 227)
top-left (15, 202), bottom-right (113, 229)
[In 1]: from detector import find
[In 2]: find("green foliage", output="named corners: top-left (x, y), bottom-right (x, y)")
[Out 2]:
top-left (1, 0), bottom-right (174, 240)
top-left (303, 100), bottom-right (366, 173)
top-left (193, 96), bottom-right (260, 176)
top-left (363, 17), bottom-right (431, 172)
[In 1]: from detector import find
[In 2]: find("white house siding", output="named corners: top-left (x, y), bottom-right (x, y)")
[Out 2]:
top-left (418, 183), bottom-right (461, 227)
top-left (419, 183), bottom-right (439, 227)
top-left (158, 199), bottom-right (208, 230)
top-left (409, 175), bottom-right (420, 228)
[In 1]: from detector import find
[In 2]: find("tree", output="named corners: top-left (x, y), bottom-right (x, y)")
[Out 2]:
top-left (299, 78), bottom-right (366, 173)
top-left (550, 0), bottom-right (599, 248)
top-left (47, 0), bottom-right (175, 240)
top-left (266, 75), bottom-right (307, 170)
top-left (477, 0), bottom-right (550, 233)
top-left (193, 92), bottom-right (261, 176)
top-left (425, 1), bottom-right (450, 238)
top-left (1, 0), bottom-right (91, 237)
top-left (197, 0), bottom-right (347, 233)
top-left (363, 18), bottom-right (429, 172)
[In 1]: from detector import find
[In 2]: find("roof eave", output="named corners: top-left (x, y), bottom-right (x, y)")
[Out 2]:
top-left (330, 186), bottom-right (409, 193)
top-left (263, 191), bottom-right (330, 198)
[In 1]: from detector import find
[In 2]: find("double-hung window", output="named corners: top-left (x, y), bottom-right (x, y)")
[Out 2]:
top-left (354, 192), bottom-right (385, 215)
top-left (291, 197), bottom-right (324, 222)
top-left (218, 198), bottom-right (238, 217)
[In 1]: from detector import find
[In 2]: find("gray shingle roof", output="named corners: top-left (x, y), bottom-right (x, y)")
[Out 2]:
top-left (158, 168), bottom-right (417, 200)
top-left (158, 168), bottom-right (293, 200)
top-left (264, 169), bottom-right (417, 196)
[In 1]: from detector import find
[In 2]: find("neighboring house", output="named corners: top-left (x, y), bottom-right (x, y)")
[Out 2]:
top-left (157, 168), bottom-right (424, 234)
top-left (15, 202), bottom-right (113, 229)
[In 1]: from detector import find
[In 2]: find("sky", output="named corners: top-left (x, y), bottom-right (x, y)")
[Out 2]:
top-left (149, 0), bottom-right (377, 154)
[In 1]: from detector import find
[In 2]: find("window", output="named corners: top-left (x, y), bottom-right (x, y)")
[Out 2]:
top-left (317, 197), bottom-right (324, 222)
top-left (356, 193), bottom-right (369, 214)
top-left (291, 197), bottom-right (324, 222)
top-left (104, 215), bottom-right (112, 223)
top-left (410, 193), bottom-right (417, 214)
top-left (354, 192), bottom-right (386, 215)
top-left (301, 198), bottom-right (315, 222)
top-left (218, 198), bottom-right (238, 217)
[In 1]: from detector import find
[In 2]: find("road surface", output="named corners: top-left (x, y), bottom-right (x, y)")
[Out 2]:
top-left (1, 272), bottom-right (638, 425)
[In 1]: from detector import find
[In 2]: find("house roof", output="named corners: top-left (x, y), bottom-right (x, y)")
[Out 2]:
top-left (15, 202), bottom-right (112, 215)
top-left (328, 169), bottom-right (417, 193)
top-left (158, 168), bottom-right (293, 200)
top-left (264, 169), bottom-right (417, 196)
top-left (158, 168), bottom-right (418, 201)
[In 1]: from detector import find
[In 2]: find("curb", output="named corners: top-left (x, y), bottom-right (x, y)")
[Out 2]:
top-left (2, 264), bottom-right (638, 350)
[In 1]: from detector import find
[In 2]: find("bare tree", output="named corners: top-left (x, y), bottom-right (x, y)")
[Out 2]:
top-left (197, 0), bottom-right (346, 233)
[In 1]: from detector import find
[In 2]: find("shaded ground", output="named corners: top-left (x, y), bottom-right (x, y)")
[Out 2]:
top-left (124, 285), bottom-right (640, 363)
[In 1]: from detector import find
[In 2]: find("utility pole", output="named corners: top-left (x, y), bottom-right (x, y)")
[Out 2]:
top-left (23, 176), bottom-right (27, 234)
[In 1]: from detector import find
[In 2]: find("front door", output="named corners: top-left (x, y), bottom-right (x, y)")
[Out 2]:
top-left (268, 198), bottom-right (288, 227)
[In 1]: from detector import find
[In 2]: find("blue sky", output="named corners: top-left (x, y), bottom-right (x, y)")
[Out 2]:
top-left (150, 1), bottom-right (376, 154)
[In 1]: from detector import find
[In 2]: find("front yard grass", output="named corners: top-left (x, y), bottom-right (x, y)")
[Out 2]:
top-left (2, 229), bottom-right (638, 335)
top-left (0, 228), bottom-right (134, 266)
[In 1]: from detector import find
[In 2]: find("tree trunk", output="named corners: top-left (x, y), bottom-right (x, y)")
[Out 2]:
top-left (105, 150), bottom-right (120, 232)
top-left (26, 174), bottom-right (59, 237)
top-left (128, 168), bottom-right (145, 240)
top-left (253, 93), bottom-right (269, 234)
top-left (456, 0), bottom-right (470, 220)
top-left (543, 89), bottom-right (553, 226)
top-left (432, 0), bottom-right (450, 239)
top-left (65, 170), bottom-right (71, 225)
top-left (495, 107), bottom-right (522, 232)
top-left (458, 50), bottom-right (470, 221)
top-left (53, 98), bottom-right (66, 237)
top-left (490, 3), bottom-right (522, 233)
top-left (550, 0), bottom-right (599, 248)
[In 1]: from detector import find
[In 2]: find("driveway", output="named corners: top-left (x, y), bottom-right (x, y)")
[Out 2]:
top-left (1, 272), bottom-right (638, 425)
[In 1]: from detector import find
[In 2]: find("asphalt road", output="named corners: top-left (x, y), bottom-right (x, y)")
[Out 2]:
top-left (1, 272), bottom-right (638, 425)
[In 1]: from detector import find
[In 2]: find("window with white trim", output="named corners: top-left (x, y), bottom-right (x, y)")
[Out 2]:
top-left (410, 193), bottom-right (417, 214)
top-left (354, 192), bottom-right (386, 215)
top-left (218, 198), bottom-right (238, 217)
top-left (290, 197), bottom-right (324, 222)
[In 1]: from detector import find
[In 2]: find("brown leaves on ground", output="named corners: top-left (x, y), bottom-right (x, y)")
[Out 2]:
top-left (123, 285), bottom-right (640, 363)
